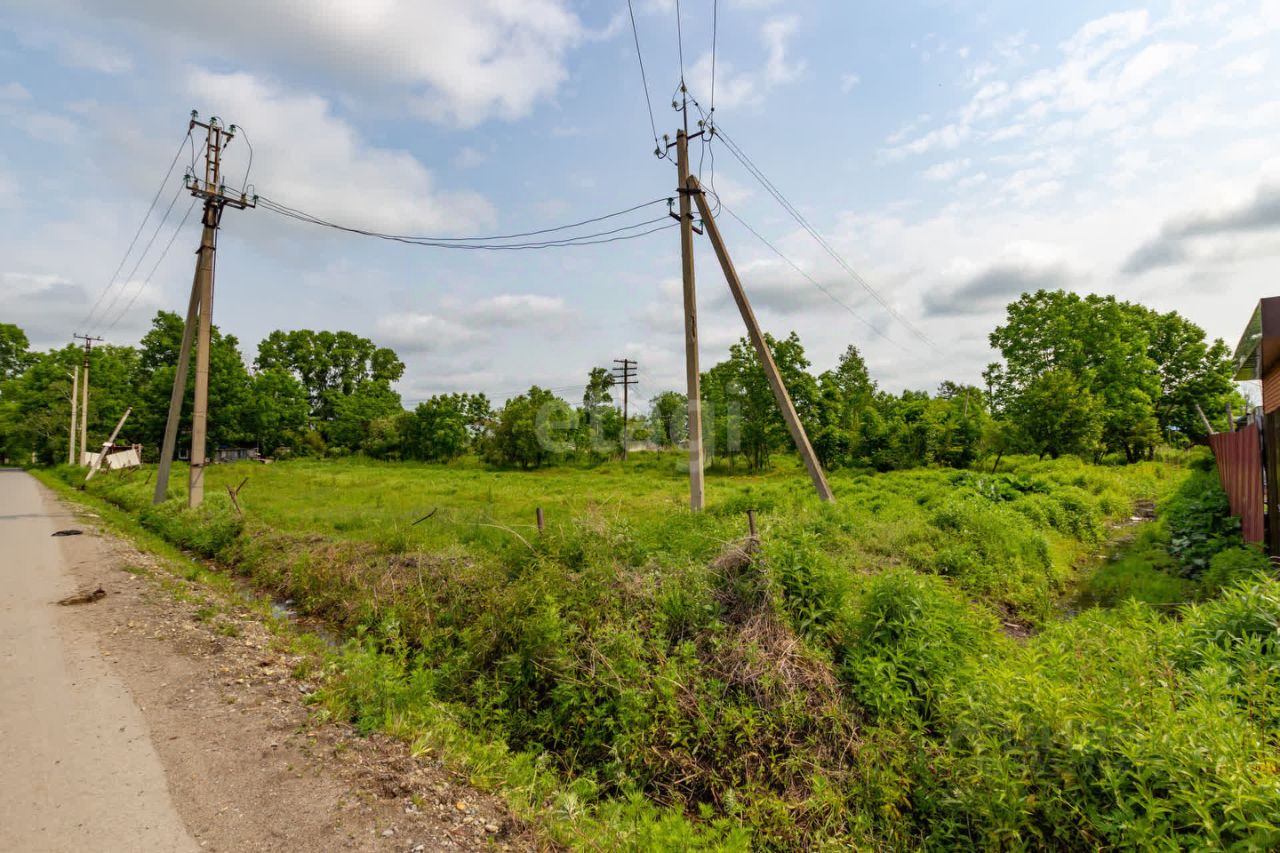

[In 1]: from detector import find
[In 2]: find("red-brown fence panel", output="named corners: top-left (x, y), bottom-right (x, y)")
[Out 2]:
top-left (1208, 423), bottom-right (1265, 543)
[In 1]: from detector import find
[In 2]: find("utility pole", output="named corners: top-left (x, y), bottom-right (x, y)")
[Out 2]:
top-left (73, 334), bottom-right (102, 466)
top-left (67, 367), bottom-right (79, 466)
top-left (671, 110), bottom-right (706, 510)
top-left (687, 173), bottom-right (836, 503)
top-left (154, 110), bottom-right (255, 508)
top-left (612, 358), bottom-right (637, 460)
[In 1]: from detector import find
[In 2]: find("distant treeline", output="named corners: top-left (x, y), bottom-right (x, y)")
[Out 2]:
top-left (0, 289), bottom-right (1240, 469)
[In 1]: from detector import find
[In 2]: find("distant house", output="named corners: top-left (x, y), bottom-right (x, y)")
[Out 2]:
top-left (213, 446), bottom-right (260, 464)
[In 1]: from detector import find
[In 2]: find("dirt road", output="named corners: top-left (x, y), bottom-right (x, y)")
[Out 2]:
top-left (0, 469), bottom-right (529, 853)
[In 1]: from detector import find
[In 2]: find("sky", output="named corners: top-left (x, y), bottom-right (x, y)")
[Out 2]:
top-left (2, 0), bottom-right (1278, 410)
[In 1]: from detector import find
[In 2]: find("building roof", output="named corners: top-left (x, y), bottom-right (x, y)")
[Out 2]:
top-left (1232, 296), bottom-right (1280, 381)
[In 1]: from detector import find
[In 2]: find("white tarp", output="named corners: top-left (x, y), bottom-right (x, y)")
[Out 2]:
top-left (81, 447), bottom-right (142, 470)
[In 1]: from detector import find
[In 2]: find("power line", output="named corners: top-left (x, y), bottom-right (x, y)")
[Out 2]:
top-left (103, 198), bottom-right (198, 334)
top-left (717, 201), bottom-right (908, 351)
top-left (93, 179), bottom-right (186, 334)
top-left (675, 0), bottom-right (686, 86)
top-left (259, 195), bottom-right (669, 243)
top-left (625, 0), bottom-right (663, 157)
top-left (78, 129), bottom-right (192, 333)
top-left (713, 124), bottom-right (936, 348)
top-left (710, 0), bottom-right (718, 114)
top-left (256, 197), bottom-right (676, 250)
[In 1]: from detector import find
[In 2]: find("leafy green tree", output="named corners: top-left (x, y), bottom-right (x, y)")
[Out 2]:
top-left (327, 380), bottom-right (404, 452)
top-left (648, 390), bottom-right (687, 447)
top-left (1011, 369), bottom-right (1103, 459)
top-left (255, 329), bottom-right (405, 421)
top-left (0, 323), bottom-right (32, 383)
top-left (576, 367), bottom-right (620, 457)
top-left (402, 393), bottom-right (485, 462)
top-left (245, 369), bottom-right (310, 454)
top-left (482, 386), bottom-right (572, 468)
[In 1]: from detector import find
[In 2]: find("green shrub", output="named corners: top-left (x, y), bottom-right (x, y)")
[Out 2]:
top-left (1201, 547), bottom-right (1271, 597)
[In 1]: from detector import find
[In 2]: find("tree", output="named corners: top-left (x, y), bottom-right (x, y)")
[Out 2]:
top-left (1010, 369), bottom-right (1103, 460)
top-left (576, 367), bottom-right (620, 457)
top-left (649, 391), bottom-right (687, 447)
top-left (482, 386), bottom-right (572, 468)
top-left (327, 381), bottom-right (404, 452)
top-left (402, 394), bottom-right (482, 462)
top-left (245, 369), bottom-right (310, 454)
top-left (987, 290), bottom-right (1234, 456)
top-left (255, 329), bottom-right (404, 421)
top-left (0, 323), bottom-right (32, 383)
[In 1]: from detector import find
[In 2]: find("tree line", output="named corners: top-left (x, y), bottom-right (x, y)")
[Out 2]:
top-left (0, 289), bottom-right (1240, 470)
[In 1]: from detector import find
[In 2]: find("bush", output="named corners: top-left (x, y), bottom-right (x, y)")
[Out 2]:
top-left (1201, 547), bottom-right (1271, 597)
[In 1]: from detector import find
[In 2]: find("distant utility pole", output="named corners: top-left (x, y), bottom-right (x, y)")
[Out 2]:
top-left (612, 358), bottom-right (637, 460)
top-left (154, 110), bottom-right (256, 509)
top-left (73, 334), bottom-right (102, 466)
top-left (67, 367), bottom-right (79, 466)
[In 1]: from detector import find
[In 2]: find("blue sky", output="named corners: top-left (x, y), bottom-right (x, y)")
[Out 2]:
top-left (2, 0), bottom-right (1278, 408)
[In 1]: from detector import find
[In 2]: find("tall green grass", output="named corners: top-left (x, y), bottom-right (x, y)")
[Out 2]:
top-left (61, 451), bottom-right (1280, 849)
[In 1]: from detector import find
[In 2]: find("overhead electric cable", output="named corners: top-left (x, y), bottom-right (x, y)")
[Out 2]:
top-left (255, 195), bottom-right (676, 249)
top-left (94, 179), bottom-right (186, 332)
top-left (717, 201), bottom-right (907, 351)
top-left (625, 0), bottom-right (663, 156)
top-left (257, 198), bottom-right (675, 250)
top-left (710, 0), bottom-right (718, 114)
top-left (675, 0), bottom-right (686, 85)
top-left (103, 198), bottom-right (198, 334)
top-left (78, 129), bottom-right (192, 332)
top-left (714, 124), bottom-right (936, 348)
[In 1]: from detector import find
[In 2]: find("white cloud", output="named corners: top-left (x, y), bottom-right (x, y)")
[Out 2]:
top-left (374, 312), bottom-right (477, 353)
top-left (453, 146), bottom-right (488, 169)
top-left (185, 69), bottom-right (494, 234)
top-left (921, 158), bottom-right (971, 182)
top-left (14, 28), bottom-right (132, 74)
top-left (452, 293), bottom-right (575, 328)
top-left (0, 82), bottom-right (31, 101)
top-left (22, 0), bottom-right (584, 127)
top-left (840, 72), bottom-right (861, 93)
top-left (1223, 50), bottom-right (1267, 77)
top-left (688, 16), bottom-right (804, 109)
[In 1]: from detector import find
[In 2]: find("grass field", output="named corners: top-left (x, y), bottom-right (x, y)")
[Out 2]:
top-left (62, 451), bottom-right (1280, 850)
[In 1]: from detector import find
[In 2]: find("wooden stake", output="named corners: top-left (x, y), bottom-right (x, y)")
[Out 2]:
top-left (747, 509), bottom-right (758, 539)
top-left (85, 407), bottom-right (131, 482)
top-left (688, 174), bottom-right (835, 503)
top-left (676, 130), bottom-right (705, 511)
top-left (536, 506), bottom-right (545, 533)
top-left (153, 264), bottom-right (201, 504)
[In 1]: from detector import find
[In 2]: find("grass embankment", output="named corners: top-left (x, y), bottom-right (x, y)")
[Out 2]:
top-left (53, 451), bottom-right (1280, 850)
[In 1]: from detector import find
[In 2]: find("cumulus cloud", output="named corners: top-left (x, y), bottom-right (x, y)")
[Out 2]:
top-left (16, 0), bottom-right (583, 127)
top-left (1123, 183), bottom-right (1280, 274)
top-left (453, 294), bottom-right (574, 328)
top-left (924, 247), bottom-right (1076, 317)
top-left (185, 69), bottom-right (494, 235)
top-left (373, 312), bottom-right (477, 354)
top-left (688, 16), bottom-right (804, 109)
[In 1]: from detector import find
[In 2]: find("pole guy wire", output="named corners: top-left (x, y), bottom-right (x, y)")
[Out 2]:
top-left (103, 198), bottom-right (198, 334)
top-left (94, 178), bottom-right (186, 332)
top-left (713, 124), bottom-right (936, 348)
top-left (78, 129), bottom-right (192, 333)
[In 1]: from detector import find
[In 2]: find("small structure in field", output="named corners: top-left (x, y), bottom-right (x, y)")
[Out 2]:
top-left (82, 443), bottom-right (143, 471)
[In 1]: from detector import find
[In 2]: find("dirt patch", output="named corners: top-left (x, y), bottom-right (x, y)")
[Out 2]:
top-left (45, 485), bottom-right (542, 853)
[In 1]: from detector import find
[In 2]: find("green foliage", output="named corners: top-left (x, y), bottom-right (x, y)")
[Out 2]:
top-left (1202, 547), bottom-right (1271, 597)
top-left (401, 393), bottom-right (490, 462)
top-left (481, 386), bottom-right (573, 469)
top-left (1164, 466), bottom-right (1241, 577)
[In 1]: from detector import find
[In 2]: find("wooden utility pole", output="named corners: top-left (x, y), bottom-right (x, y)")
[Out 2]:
top-left (73, 334), bottom-right (102, 466)
top-left (67, 367), bottom-right (79, 466)
top-left (688, 174), bottom-right (835, 503)
top-left (612, 358), bottom-right (637, 460)
top-left (154, 110), bottom-right (255, 508)
top-left (675, 128), bottom-right (705, 510)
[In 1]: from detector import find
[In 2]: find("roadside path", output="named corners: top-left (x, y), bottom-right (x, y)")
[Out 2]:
top-left (0, 467), bottom-right (197, 852)
top-left (0, 469), bottom-right (530, 853)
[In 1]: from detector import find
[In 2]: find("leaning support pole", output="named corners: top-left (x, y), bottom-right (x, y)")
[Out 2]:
top-left (86, 407), bottom-right (132, 482)
top-left (688, 174), bottom-right (836, 503)
top-left (188, 210), bottom-right (218, 508)
top-left (153, 263), bottom-right (201, 504)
